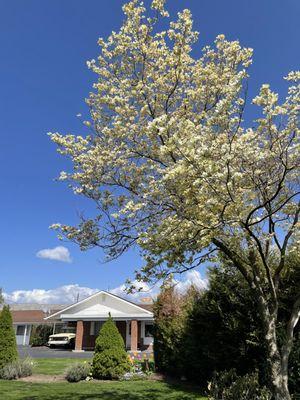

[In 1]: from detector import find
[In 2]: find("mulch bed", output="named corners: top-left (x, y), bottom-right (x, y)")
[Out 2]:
top-left (18, 373), bottom-right (164, 384)
top-left (19, 374), bottom-right (65, 383)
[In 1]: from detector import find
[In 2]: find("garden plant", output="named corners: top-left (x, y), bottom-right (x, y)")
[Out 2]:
top-left (92, 315), bottom-right (130, 379)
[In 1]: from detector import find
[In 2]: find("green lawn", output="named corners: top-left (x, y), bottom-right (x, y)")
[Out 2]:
top-left (33, 358), bottom-right (91, 375)
top-left (0, 359), bottom-right (207, 399)
top-left (0, 380), bottom-right (207, 400)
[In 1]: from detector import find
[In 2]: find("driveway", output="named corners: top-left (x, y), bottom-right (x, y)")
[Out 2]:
top-left (18, 345), bottom-right (94, 359)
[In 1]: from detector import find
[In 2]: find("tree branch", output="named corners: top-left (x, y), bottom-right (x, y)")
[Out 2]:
top-left (212, 238), bottom-right (253, 287)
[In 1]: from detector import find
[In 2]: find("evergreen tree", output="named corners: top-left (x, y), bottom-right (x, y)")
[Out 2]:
top-left (183, 265), bottom-right (266, 385)
top-left (92, 315), bottom-right (130, 379)
top-left (0, 305), bottom-right (18, 372)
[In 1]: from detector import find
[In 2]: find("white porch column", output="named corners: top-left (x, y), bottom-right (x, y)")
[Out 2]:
top-left (23, 324), bottom-right (28, 346)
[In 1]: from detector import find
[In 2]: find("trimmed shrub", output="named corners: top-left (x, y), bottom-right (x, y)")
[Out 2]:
top-left (94, 318), bottom-right (124, 353)
top-left (208, 369), bottom-right (272, 400)
top-left (0, 305), bottom-right (18, 372)
top-left (93, 348), bottom-right (131, 379)
top-left (92, 316), bottom-right (130, 380)
top-left (2, 358), bottom-right (35, 380)
top-left (30, 325), bottom-right (53, 347)
top-left (65, 362), bottom-right (90, 382)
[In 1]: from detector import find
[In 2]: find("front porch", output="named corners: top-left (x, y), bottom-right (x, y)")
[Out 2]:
top-left (73, 319), bottom-right (153, 352)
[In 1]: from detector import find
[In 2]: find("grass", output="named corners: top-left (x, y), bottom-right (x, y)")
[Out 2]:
top-left (0, 359), bottom-right (207, 399)
top-left (33, 358), bottom-right (91, 375)
top-left (0, 380), bottom-right (207, 400)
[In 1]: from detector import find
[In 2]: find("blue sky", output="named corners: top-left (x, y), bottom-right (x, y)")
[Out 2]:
top-left (1, 0), bottom-right (299, 303)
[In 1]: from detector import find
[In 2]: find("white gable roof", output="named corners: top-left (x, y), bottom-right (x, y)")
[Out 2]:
top-left (45, 291), bottom-right (153, 321)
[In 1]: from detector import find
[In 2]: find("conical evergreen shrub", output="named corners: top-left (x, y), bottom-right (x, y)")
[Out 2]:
top-left (0, 305), bottom-right (18, 372)
top-left (92, 315), bottom-right (130, 379)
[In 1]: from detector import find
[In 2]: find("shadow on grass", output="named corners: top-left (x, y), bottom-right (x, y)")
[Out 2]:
top-left (22, 393), bottom-right (197, 400)
top-left (19, 382), bottom-right (203, 400)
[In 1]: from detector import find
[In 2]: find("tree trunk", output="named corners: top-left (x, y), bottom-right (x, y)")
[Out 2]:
top-left (265, 316), bottom-right (291, 400)
top-left (254, 287), bottom-right (291, 400)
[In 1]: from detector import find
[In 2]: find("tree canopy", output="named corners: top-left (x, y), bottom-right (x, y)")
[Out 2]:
top-left (51, 0), bottom-right (299, 286)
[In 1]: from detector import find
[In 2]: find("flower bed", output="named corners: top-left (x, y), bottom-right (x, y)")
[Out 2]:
top-left (122, 353), bottom-right (155, 381)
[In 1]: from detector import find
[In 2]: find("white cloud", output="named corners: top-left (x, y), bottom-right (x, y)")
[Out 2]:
top-left (110, 280), bottom-right (160, 302)
top-left (4, 284), bottom-right (98, 304)
top-left (36, 246), bottom-right (72, 263)
top-left (3, 270), bottom-right (207, 304)
top-left (174, 270), bottom-right (208, 293)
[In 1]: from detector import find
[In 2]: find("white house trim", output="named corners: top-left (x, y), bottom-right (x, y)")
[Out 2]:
top-left (60, 315), bottom-right (152, 321)
top-left (45, 290), bottom-right (153, 321)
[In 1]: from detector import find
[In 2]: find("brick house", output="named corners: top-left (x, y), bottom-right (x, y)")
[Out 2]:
top-left (45, 291), bottom-right (154, 352)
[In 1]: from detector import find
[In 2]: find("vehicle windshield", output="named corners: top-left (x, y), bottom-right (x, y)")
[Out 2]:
top-left (60, 327), bottom-right (76, 333)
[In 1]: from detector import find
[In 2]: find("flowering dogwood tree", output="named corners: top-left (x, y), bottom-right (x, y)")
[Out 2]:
top-left (50, 1), bottom-right (299, 398)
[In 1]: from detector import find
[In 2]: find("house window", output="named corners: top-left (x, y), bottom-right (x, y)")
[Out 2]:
top-left (92, 321), bottom-right (104, 336)
top-left (145, 323), bottom-right (154, 337)
top-left (16, 325), bottom-right (25, 335)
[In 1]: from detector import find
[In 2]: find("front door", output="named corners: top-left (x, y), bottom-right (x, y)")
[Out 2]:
top-left (116, 321), bottom-right (127, 346)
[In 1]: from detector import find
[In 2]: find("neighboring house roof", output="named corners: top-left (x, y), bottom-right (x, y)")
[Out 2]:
top-left (45, 291), bottom-right (154, 321)
top-left (12, 310), bottom-right (49, 324)
top-left (11, 310), bottom-right (62, 325)
top-left (0, 304), bottom-right (67, 311)
top-left (0, 304), bottom-right (67, 325)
